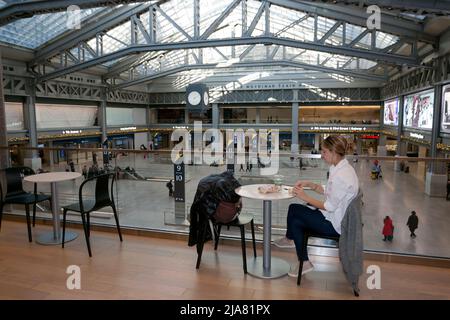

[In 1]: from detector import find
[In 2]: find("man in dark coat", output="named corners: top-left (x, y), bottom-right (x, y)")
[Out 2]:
top-left (407, 211), bottom-right (419, 238)
top-left (69, 161), bottom-right (75, 172)
top-left (166, 180), bottom-right (174, 197)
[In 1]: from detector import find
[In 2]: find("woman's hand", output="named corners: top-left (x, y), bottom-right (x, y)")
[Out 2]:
top-left (294, 180), bottom-right (313, 189)
top-left (293, 185), bottom-right (308, 201)
top-left (294, 180), bottom-right (323, 194)
top-left (293, 185), bottom-right (325, 210)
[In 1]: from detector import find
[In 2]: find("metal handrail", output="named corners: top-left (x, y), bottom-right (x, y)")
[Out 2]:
top-left (1, 145), bottom-right (450, 162)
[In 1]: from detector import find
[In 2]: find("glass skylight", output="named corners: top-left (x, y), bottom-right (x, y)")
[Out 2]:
top-left (0, 7), bottom-right (103, 49)
top-left (0, 0), bottom-right (405, 83)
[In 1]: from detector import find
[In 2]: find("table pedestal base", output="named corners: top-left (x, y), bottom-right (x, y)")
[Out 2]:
top-left (36, 231), bottom-right (78, 245)
top-left (247, 257), bottom-right (290, 279)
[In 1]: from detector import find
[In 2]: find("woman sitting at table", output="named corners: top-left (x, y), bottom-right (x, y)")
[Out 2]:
top-left (273, 135), bottom-right (359, 277)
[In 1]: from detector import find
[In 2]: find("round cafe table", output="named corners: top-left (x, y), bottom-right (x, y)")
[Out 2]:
top-left (24, 172), bottom-right (81, 245)
top-left (235, 184), bottom-right (294, 279)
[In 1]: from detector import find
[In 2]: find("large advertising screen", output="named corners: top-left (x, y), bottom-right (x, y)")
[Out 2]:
top-left (403, 89), bottom-right (434, 130)
top-left (383, 98), bottom-right (399, 126)
top-left (442, 84), bottom-right (450, 133)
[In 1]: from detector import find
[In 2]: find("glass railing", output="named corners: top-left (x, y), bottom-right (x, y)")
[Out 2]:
top-left (1, 145), bottom-right (449, 260)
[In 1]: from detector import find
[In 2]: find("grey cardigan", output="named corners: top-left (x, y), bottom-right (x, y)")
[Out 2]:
top-left (338, 190), bottom-right (364, 294)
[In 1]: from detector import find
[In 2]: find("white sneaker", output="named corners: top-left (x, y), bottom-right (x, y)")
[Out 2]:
top-left (301, 261), bottom-right (314, 275)
top-left (288, 262), bottom-right (299, 277)
top-left (273, 237), bottom-right (295, 248)
top-left (287, 261), bottom-right (314, 277)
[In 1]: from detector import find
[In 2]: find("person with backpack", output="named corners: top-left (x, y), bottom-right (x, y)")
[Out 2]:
top-left (371, 160), bottom-right (382, 179)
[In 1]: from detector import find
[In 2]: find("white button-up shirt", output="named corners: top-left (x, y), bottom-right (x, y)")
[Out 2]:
top-left (320, 158), bottom-right (359, 234)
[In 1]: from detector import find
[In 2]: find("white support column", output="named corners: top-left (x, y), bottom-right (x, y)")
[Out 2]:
top-left (0, 51), bottom-right (9, 169)
top-left (291, 91), bottom-right (299, 156)
top-left (356, 138), bottom-right (363, 155)
top-left (147, 108), bottom-right (157, 150)
top-left (212, 103), bottom-right (219, 129)
top-left (314, 134), bottom-right (320, 151)
top-left (394, 95), bottom-right (405, 171)
top-left (99, 98), bottom-right (107, 143)
top-left (185, 108), bottom-right (190, 124)
top-left (146, 106), bottom-right (150, 143)
top-left (48, 140), bottom-right (54, 166)
top-left (378, 102), bottom-right (387, 156)
top-left (377, 134), bottom-right (387, 156)
top-left (23, 81), bottom-right (41, 171)
top-left (425, 84), bottom-right (447, 197)
top-left (148, 108), bottom-right (157, 124)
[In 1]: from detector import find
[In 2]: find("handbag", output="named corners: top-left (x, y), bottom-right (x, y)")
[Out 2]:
top-left (214, 199), bottom-right (242, 223)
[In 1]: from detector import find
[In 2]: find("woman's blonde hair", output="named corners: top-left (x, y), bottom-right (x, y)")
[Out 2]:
top-left (322, 135), bottom-right (353, 156)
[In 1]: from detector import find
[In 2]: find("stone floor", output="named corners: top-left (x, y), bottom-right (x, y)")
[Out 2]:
top-left (7, 153), bottom-right (450, 259)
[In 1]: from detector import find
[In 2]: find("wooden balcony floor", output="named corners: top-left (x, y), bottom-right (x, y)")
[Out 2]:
top-left (1, 221), bottom-right (449, 300)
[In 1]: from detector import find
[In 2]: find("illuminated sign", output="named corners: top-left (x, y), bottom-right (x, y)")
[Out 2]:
top-left (120, 127), bottom-right (137, 131)
top-left (310, 126), bottom-right (368, 131)
top-left (409, 132), bottom-right (424, 139)
top-left (383, 98), bottom-right (399, 126)
top-left (63, 130), bottom-right (82, 134)
top-left (442, 84), bottom-right (450, 133)
top-left (403, 89), bottom-right (434, 130)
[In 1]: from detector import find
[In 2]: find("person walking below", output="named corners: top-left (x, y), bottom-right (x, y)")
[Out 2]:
top-left (447, 179), bottom-right (450, 200)
top-left (382, 216), bottom-right (394, 241)
top-left (166, 180), bottom-right (174, 197)
top-left (406, 211), bottom-right (419, 238)
top-left (140, 144), bottom-right (147, 159)
top-left (82, 165), bottom-right (87, 180)
top-left (371, 160), bottom-right (382, 179)
top-left (69, 160), bottom-right (75, 172)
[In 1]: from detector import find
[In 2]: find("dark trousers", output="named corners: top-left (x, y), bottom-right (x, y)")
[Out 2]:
top-left (286, 204), bottom-right (339, 262)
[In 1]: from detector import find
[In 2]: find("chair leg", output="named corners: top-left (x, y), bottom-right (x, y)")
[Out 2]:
top-left (214, 224), bottom-right (222, 250)
top-left (80, 213), bottom-right (92, 257)
top-left (86, 213), bottom-right (91, 238)
top-left (297, 259), bottom-right (304, 286)
top-left (196, 222), bottom-right (207, 269)
top-left (111, 204), bottom-right (123, 242)
top-left (25, 204), bottom-right (32, 243)
top-left (62, 209), bottom-right (67, 249)
top-left (240, 225), bottom-right (247, 274)
top-left (297, 235), bottom-right (309, 286)
top-left (48, 198), bottom-right (52, 218)
top-left (250, 219), bottom-right (257, 258)
top-left (32, 202), bottom-right (37, 227)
